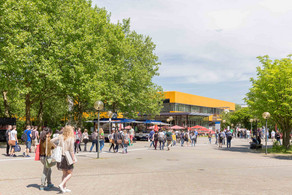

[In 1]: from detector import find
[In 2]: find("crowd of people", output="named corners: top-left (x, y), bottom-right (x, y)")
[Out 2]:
top-left (4, 124), bottom-right (282, 193)
top-left (147, 129), bottom-right (214, 150)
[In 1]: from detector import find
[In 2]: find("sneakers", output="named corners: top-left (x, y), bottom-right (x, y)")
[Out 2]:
top-left (65, 188), bottom-right (71, 192)
top-left (13, 154), bottom-right (17, 157)
top-left (44, 184), bottom-right (54, 191)
top-left (26, 155), bottom-right (31, 157)
top-left (59, 184), bottom-right (66, 193)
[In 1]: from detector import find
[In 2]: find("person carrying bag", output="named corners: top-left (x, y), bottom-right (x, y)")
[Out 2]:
top-left (39, 128), bottom-right (55, 191)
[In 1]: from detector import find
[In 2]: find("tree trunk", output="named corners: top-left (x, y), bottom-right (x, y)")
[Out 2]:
top-left (2, 91), bottom-right (10, 117)
top-left (38, 99), bottom-right (44, 130)
top-left (282, 128), bottom-right (291, 150)
top-left (25, 93), bottom-right (31, 125)
top-left (77, 102), bottom-right (83, 128)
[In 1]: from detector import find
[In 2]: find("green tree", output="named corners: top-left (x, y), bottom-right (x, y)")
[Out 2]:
top-left (246, 55), bottom-right (292, 149)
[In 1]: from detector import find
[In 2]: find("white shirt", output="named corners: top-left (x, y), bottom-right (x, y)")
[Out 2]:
top-left (10, 130), bottom-right (17, 141)
top-left (129, 128), bottom-right (135, 136)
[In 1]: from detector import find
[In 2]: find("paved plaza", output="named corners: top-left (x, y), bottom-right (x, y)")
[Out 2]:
top-left (0, 137), bottom-right (292, 195)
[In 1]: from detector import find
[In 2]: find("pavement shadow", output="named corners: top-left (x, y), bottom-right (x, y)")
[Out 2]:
top-left (216, 145), bottom-right (264, 154)
top-left (27, 184), bottom-right (60, 192)
top-left (266, 154), bottom-right (292, 161)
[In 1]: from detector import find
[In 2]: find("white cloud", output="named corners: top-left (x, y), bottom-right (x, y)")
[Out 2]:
top-left (93, 0), bottom-right (292, 102)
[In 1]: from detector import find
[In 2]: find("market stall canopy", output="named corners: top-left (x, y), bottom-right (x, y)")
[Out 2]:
top-left (190, 125), bottom-right (204, 129)
top-left (171, 125), bottom-right (185, 130)
top-left (124, 126), bottom-right (132, 130)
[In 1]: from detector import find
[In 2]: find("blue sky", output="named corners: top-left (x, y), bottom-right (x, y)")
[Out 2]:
top-left (92, 0), bottom-right (292, 104)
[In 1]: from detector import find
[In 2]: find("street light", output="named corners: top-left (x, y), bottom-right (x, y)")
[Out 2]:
top-left (262, 112), bottom-right (271, 155)
top-left (222, 120), bottom-right (226, 130)
top-left (108, 111), bottom-right (113, 135)
top-left (94, 100), bottom-right (104, 159)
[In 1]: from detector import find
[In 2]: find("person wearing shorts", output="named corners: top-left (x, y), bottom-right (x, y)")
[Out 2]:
top-left (23, 126), bottom-right (32, 157)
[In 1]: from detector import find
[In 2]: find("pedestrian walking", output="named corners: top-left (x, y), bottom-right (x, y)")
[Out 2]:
top-left (218, 130), bottom-right (224, 148)
top-left (122, 130), bottom-right (129, 154)
top-left (89, 130), bottom-right (98, 152)
top-left (148, 129), bottom-right (155, 148)
top-left (99, 128), bottom-right (105, 152)
top-left (172, 131), bottom-right (176, 146)
top-left (180, 131), bottom-right (185, 146)
top-left (208, 131), bottom-right (212, 144)
top-left (165, 130), bottom-right (172, 151)
top-left (184, 131), bottom-right (189, 147)
top-left (23, 125), bottom-right (32, 157)
top-left (226, 130), bottom-right (232, 148)
top-left (82, 129), bottom-right (89, 152)
top-left (9, 125), bottom-right (18, 157)
top-left (153, 131), bottom-right (159, 150)
top-left (129, 127), bottom-right (135, 146)
top-left (158, 130), bottom-right (165, 150)
top-left (108, 131), bottom-right (115, 152)
top-left (115, 130), bottom-right (123, 152)
top-left (39, 128), bottom-right (55, 191)
top-left (32, 126), bottom-right (39, 153)
top-left (51, 125), bottom-right (76, 193)
top-left (5, 125), bottom-right (12, 156)
top-left (190, 132), bottom-right (196, 147)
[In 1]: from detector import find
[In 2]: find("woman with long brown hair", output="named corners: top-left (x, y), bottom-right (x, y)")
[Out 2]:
top-left (51, 125), bottom-right (75, 193)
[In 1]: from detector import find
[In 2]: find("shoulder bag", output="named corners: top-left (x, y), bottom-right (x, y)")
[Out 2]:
top-left (51, 137), bottom-right (62, 163)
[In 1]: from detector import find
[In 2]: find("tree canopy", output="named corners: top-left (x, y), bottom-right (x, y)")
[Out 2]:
top-left (0, 0), bottom-right (163, 129)
top-left (245, 55), bottom-right (292, 149)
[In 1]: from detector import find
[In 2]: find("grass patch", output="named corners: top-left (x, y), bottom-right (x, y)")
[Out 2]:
top-left (267, 141), bottom-right (292, 154)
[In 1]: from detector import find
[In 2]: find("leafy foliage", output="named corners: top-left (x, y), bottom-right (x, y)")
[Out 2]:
top-left (245, 55), bottom-right (292, 149)
top-left (0, 0), bottom-right (163, 129)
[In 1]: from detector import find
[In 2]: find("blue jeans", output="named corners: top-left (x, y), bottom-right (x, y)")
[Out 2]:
top-left (159, 141), bottom-right (164, 150)
top-left (149, 140), bottom-right (154, 147)
top-left (191, 139), bottom-right (196, 146)
top-left (123, 144), bottom-right (128, 153)
top-left (90, 140), bottom-right (98, 152)
top-left (181, 139), bottom-right (184, 146)
top-left (227, 139), bottom-right (231, 148)
top-left (209, 137), bottom-right (211, 144)
top-left (99, 140), bottom-right (104, 151)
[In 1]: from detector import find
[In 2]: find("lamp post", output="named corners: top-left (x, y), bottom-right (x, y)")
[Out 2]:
top-left (262, 112), bottom-right (271, 155)
top-left (94, 100), bottom-right (104, 159)
top-left (222, 120), bottom-right (226, 130)
top-left (231, 124), bottom-right (234, 137)
top-left (107, 111), bottom-right (113, 135)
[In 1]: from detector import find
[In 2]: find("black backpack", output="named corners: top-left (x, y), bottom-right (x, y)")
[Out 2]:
top-left (21, 131), bottom-right (27, 142)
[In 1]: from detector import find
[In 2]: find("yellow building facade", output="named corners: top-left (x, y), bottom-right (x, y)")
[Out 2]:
top-left (155, 91), bottom-right (235, 127)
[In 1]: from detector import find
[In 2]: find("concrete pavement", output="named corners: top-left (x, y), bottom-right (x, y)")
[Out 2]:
top-left (0, 137), bottom-right (292, 195)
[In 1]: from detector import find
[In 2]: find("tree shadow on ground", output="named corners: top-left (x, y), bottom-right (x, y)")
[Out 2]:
top-left (215, 144), bottom-right (266, 154)
top-left (27, 184), bottom-right (61, 193)
top-left (215, 144), bottom-right (292, 161)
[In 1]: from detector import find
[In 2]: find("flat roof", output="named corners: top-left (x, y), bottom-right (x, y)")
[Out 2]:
top-left (164, 91), bottom-right (235, 111)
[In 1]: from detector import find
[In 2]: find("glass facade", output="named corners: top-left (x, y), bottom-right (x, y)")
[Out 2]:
top-left (161, 103), bottom-right (224, 115)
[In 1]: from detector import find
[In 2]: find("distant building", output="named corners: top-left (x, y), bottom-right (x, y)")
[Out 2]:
top-left (154, 91), bottom-right (235, 128)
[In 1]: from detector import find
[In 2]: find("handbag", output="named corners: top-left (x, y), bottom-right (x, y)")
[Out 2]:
top-left (35, 144), bottom-right (40, 161)
top-left (15, 143), bottom-right (21, 152)
top-left (45, 138), bottom-right (56, 168)
top-left (124, 139), bottom-right (129, 145)
top-left (51, 146), bottom-right (62, 163)
top-left (8, 140), bottom-right (16, 146)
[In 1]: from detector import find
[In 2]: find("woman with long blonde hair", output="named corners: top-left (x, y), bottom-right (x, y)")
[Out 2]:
top-left (51, 125), bottom-right (75, 193)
